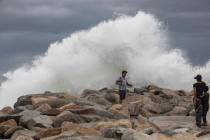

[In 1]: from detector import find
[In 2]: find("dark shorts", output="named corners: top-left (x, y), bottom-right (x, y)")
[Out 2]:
top-left (119, 90), bottom-right (126, 100)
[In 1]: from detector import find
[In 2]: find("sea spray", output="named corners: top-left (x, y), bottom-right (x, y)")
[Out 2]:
top-left (0, 11), bottom-right (209, 108)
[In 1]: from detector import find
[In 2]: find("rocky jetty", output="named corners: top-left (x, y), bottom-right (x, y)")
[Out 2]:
top-left (0, 85), bottom-right (210, 140)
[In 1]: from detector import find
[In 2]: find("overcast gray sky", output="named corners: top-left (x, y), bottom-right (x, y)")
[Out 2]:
top-left (0, 0), bottom-right (210, 81)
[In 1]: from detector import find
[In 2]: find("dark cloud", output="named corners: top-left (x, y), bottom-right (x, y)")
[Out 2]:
top-left (0, 0), bottom-right (210, 78)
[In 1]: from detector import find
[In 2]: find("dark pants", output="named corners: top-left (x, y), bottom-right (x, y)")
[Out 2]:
top-left (196, 108), bottom-right (202, 127)
top-left (195, 99), bottom-right (203, 127)
top-left (119, 90), bottom-right (126, 100)
top-left (202, 107), bottom-right (209, 124)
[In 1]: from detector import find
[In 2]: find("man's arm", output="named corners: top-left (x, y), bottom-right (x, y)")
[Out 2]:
top-left (116, 78), bottom-right (121, 85)
top-left (126, 81), bottom-right (133, 87)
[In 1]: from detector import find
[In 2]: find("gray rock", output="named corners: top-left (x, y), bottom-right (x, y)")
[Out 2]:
top-left (143, 97), bottom-right (173, 114)
top-left (53, 111), bottom-right (84, 127)
top-left (148, 116), bottom-right (195, 132)
top-left (11, 129), bottom-right (37, 139)
top-left (19, 110), bottom-right (41, 128)
top-left (166, 106), bottom-right (188, 116)
top-left (14, 105), bottom-right (34, 113)
top-left (27, 115), bottom-right (53, 128)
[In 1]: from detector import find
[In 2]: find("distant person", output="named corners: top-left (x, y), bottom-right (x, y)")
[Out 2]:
top-left (116, 70), bottom-right (132, 103)
top-left (193, 74), bottom-right (206, 128)
top-left (202, 85), bottom-right (209, 126)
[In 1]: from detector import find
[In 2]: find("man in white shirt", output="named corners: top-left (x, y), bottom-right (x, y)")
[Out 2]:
top-left (116, 70), bottom-right (132, 103)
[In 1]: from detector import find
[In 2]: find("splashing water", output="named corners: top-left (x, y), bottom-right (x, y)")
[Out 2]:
top-left (0, 11), bottom-right (210, 108)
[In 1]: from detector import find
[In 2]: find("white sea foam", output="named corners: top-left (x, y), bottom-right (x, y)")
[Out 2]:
top-left (0, 11), bottom-right (210, 108)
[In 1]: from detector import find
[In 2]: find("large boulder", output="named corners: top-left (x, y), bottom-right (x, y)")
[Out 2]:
top-left (27, 115), bottom-right (53, 128)
top-left (15, 135), bottom-right (34, 140)
top-left (0, 119), bottom-right (18, 136)
top-left (35, 104), bottom-right (52, 113)
top-left (3, 126), bottom-right (24, 138)
top-left (148, 116), bottom-right (195, 132)
top-left (81, 89), bottom-right (100, 98)
top-left (0, 119), bottom-right (17, 127)
top-left (19, 110), bottom-right (41, 128)
top-left (39, 131), bottom-right (76, 140)
top-left (85, 94), bottom-right (112, 106)
top-left (34, 128), bottom-right (62, 139)
top-left (61, 121), bottom-right (101, 136)
top-left (1, 106), bottom-right (13, 114)
top-left (143, 97), bottom-right (173, 114)
top-left (11, 129), bottom-right (37, 139)
top-left (53, 111), bottom-right (84, 127)
top-left (166, 106), bottom-right (188, 116)
top-left (14, 105), bottom-right (34, 113)
top-left (104, 92), bottom-right (120, 104)
top-left (95, 119), bottom-right (131, 132)
top-left (108, 104), bottom-right (129, 118)
top-left (103, 127), bottom-right (149, 140)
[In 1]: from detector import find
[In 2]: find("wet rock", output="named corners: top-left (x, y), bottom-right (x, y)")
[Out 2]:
top-left (11, 129), bottom-right (37, 139)
top-left (166, 106), bottom-right (188, 116)
top-left (14, 95), bottom-right (33, 108)
top-left (121, 129), bottom-right (150, 140)
top-left (173, 132), bottom-right (199, 140)
top-left (41, 108), bottom-right (61, 116)
top-left (134, 88), bottom-right (146, 95)
top-left (31, 96), bottom-right (57, 106)
top-left (53, 111), bottom-right (84, 127)
top-left (14, 105), bottom-right (34, 113)
top-left (15, 135), bottom-right (34, 140)
top-left (19, 110), bottom-right (41, 128)
top-left (81, 89), bottom-right (100, 98)
top-left (95, 119), bottom-right (131, 131)
top-left (108, 104), bottom-right (129, 118)
top-left (0, 125), bottom-right (11, 135)
top-left (104, 92), bottom-right (120, 104)
top-left (143, 97), bottom-right (173, 114)
top-left (144, 127), bottom-right (155, 135)
top-left (148, 116), bottom-right (195, 131)
top-left (39, 131), bottom-right (76, 140)
top-left (151, 133), bottom-right (175, 140)
top-left (35, 99), bottom-right (71, 108)
top-left (61, 121), bottom-right (101, 136)
top-left (27, 115), bottom-right (53, 128)
top-left (1, 106), bottom-right (13, 114)
top-left (85, 94), bottom-right (112, 106)
top-left (34, 128), bottom-right (62, 139)
top-left (4, 126), bottom-right (24, 138)
top-left (35, 104), bottom-right (52, 113)
top-left (0, 119), bottom-right (17, 127)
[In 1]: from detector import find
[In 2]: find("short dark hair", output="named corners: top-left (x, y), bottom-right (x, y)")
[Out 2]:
top-left (122, 70), bottom-right (127, 74)
top-left (204, 85), bottom-right (209, 92)
top-left (194, 74), bottom-right (202, 81)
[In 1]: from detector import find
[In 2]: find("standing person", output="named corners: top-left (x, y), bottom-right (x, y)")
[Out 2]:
top-left (116, 70), bottom-right (132, 103)
top-left (193, 74), bottom-right (206, 128)
top-left (202, 85), bottom-right (209, 126)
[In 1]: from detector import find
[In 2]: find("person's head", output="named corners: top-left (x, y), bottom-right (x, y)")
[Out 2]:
top-left (194, 74), bottom-right (202, 82)
top-left (204, 85), bottom-right (209, 92)
top-left (122, 70), bottom-right (128, 77)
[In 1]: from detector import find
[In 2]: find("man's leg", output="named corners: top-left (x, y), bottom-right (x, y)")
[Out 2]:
top-left (196, 110), bottom-right (202, 127)
top-left (202, 107), bottom-right (209, 126)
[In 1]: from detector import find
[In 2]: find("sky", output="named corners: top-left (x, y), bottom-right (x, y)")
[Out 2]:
top-left (0, 0), bottom-right (210, 82)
